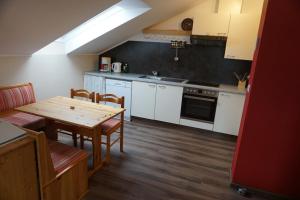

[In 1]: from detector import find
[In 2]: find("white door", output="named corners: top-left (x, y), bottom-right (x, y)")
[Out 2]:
top-left (224, 13), bottom-right (261, 60)
top-left (105, 79), bottom-right (132, 121)
top-left (213, 92), bottom-right (245, 135)
top-left (155, 84), bottom-right (183, 124)
top-left (131, 81), bottom-right (156, 120)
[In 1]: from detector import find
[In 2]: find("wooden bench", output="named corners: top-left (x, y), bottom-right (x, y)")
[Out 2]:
top-left (26, 129), bottom-right (89, 200)
top-left (0, 83), bottom-right (45, 130)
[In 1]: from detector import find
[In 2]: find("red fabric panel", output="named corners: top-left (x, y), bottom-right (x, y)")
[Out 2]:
top-left (0, 84), bottom-right (36, 112)
top-left (231, 0), bottom-right (300, 198)
top-left (48, 140), bottom-right (88, 174)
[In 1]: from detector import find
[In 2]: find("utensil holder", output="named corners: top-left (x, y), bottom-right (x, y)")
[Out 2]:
top-left (238, 81), bottom-right (246, 90)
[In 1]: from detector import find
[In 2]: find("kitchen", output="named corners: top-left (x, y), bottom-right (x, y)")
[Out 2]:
top-left (0, 0), bottom-right (299, 200)
top-left (84, 0), bottom-right (259, 136)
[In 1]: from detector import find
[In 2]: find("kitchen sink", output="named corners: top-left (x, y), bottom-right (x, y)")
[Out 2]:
top-left (139, 75), bottom-right (163, 80)
top-left (139, 75), bottom-right (186, 83)
top-left (160, 77), bottom-right (186, 83)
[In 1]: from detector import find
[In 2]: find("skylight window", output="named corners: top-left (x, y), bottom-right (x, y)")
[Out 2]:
top-left (34, 0), bottom-right (150, 55)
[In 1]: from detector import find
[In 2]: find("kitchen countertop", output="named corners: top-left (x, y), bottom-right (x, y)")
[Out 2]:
top-left (85, 71), bottom-right (246, 95)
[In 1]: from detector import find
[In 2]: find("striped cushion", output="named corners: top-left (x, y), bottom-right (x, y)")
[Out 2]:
top-left (0, 84), bottom-right (36, 112)
top-left (48, 140), bottom-right (88, 174)
top-left (0, 111), bottom-right (45, 130)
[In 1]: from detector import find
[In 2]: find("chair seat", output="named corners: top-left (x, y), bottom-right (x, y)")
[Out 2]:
top-left (101, 118), bottom-right (121, 134)
top-left (0, 111), bottom-right (45, 130)
top-left (48, 140), bottom-right (88, 174)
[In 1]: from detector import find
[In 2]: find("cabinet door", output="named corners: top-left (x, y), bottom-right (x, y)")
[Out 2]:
top-left (131, 81), bottom-right (156, 120)
top-left (213, 92), bottom-right (245, 135)
top-left (84, 75), bottom-right (104, 93)
top-left (84, 75), bottom-right (93, 92)
top-left (192, 13), bottom-right (230, 36)
top-left (241, 0), bottom-right (264, 13)
top-left (155, 84), bottom-right (183, 124)
top-left (105, 79), bottom-right (132, 120)
top-left (224, 14), bottom-right (261, 60)
top-left (218, 0), bottom-right (243, 14)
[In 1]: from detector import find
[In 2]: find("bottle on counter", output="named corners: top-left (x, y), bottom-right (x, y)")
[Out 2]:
top-left (123, 63), bottom-right (129, 73)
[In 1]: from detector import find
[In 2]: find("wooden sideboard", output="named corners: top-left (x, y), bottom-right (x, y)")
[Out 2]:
top-left (0, 134), bottom-right (41, 199)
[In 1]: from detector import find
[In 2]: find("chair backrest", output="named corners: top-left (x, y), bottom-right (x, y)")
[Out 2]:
top-left (96, 93), bottom-right (124, 108)
top-left (70, 89), bottom-right (95, 102)
top-left (0, 83), bottom-right (36, 112)
top-left (25, 129), bottom-right (56, 187)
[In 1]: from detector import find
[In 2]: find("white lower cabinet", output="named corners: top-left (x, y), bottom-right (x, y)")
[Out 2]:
top-left (105, 79), bottom-right (132, 121)
top-left (155, 84), bottom-right (183, 124)
top-left (131, 81), bottom-right (157, 120)
top-left (131, 81), bottom-right (183, 124)
top-left (213, 92), bottom-right (245, 135)
top-left (84, 74), bottom-right (105, 93)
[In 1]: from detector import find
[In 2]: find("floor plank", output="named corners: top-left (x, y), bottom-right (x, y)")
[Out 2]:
top-left (59, 118), bottom-right (271, 200)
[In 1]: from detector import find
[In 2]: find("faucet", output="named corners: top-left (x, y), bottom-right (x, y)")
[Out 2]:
top-left (152, 71), bottom-right (159, 76)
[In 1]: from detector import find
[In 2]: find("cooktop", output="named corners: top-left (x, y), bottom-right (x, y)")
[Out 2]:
top-left (186, 80), bottom-right (220, 88)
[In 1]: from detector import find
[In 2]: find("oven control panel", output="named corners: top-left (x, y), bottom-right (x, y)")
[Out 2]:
top-left (184, 87), bottom-right (218, 97)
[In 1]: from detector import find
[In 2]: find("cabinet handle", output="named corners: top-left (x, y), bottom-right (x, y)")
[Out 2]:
top-left (220, 93), bottom-right (231, 97)
top-left (226, 55), bottom-right (236, 59)
top-left (148, 84), bottom-right (156, 88)
top-left (158, 85), bottom-right (166, 89)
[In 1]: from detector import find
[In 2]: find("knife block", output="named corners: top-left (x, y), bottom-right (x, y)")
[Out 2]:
top-left (238, 81), bottom-right (246, 90)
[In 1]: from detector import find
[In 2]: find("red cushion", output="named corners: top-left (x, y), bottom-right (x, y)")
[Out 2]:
top-left (48, 140), bottom-right (88, 174)
top-left (0, 111), bottom-right (45, 130)
top-left (101, 118), bottom-right (121, 134)
top-left (0, 84), bottom-right (36, 112)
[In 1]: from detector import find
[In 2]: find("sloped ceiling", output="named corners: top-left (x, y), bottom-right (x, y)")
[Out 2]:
top-left (0, 0), bottom-right (119, 55)
top-left (0, 0), bottom-right (204, 55)
top-left (72, 0), bottom-right (203, 54)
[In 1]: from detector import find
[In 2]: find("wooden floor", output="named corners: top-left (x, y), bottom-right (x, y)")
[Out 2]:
top-left (60, 118), bottom-right (270, 200)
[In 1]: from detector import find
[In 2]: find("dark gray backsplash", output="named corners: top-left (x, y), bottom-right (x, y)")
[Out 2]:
top-left (100, 41), bottom-right (251, 85)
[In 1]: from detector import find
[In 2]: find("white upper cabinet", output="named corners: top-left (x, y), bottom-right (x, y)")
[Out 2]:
top-left (155, 84), bottom-right (183, 124)
top-left (241, 0), bottom-right (264, 14)
top-left (131, 81), bottom-right (157, 120)
top-left (218, 0), bottom-right (243, 14)
top-left (224, 13), bottom-right (261, 60)
top-left (213, 92), bottom-right (245, 136)
top-left (192, 13), bottom-right (231, 36)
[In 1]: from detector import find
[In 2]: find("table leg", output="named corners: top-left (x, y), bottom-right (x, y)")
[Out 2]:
top-left (92, 127), bottom-right (102, 170)
top-left (45, 119), bottom-right (58, 140)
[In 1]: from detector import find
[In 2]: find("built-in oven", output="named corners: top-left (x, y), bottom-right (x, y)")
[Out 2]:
top-left (181, 87), bottom-right (218, 123)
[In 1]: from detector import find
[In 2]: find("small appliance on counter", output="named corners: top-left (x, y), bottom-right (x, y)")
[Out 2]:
top-left (123, 63), bottom-right (129, 73)
top-left (112, 62), bottom-right (122, 73)
top-left (100, 57), bottom-right (111, 72)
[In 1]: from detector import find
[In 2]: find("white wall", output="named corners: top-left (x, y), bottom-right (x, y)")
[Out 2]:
top-left (0, 55), bottom-right (98, 100)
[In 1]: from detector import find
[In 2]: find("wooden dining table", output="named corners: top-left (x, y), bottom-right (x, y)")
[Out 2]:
top-left (15, 96), bottom-right (125, 175)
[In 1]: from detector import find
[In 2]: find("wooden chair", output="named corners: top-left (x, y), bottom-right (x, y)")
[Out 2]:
top-left (70, 89), bottom-right (95, 101)
top-left (57, 89), bottom-right (95, 148)
top-left (81, 93), bottom-right (124, 163)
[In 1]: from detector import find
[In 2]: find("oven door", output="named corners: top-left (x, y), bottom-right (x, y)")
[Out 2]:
top-left (181, 94), bottom-right (217, 123)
